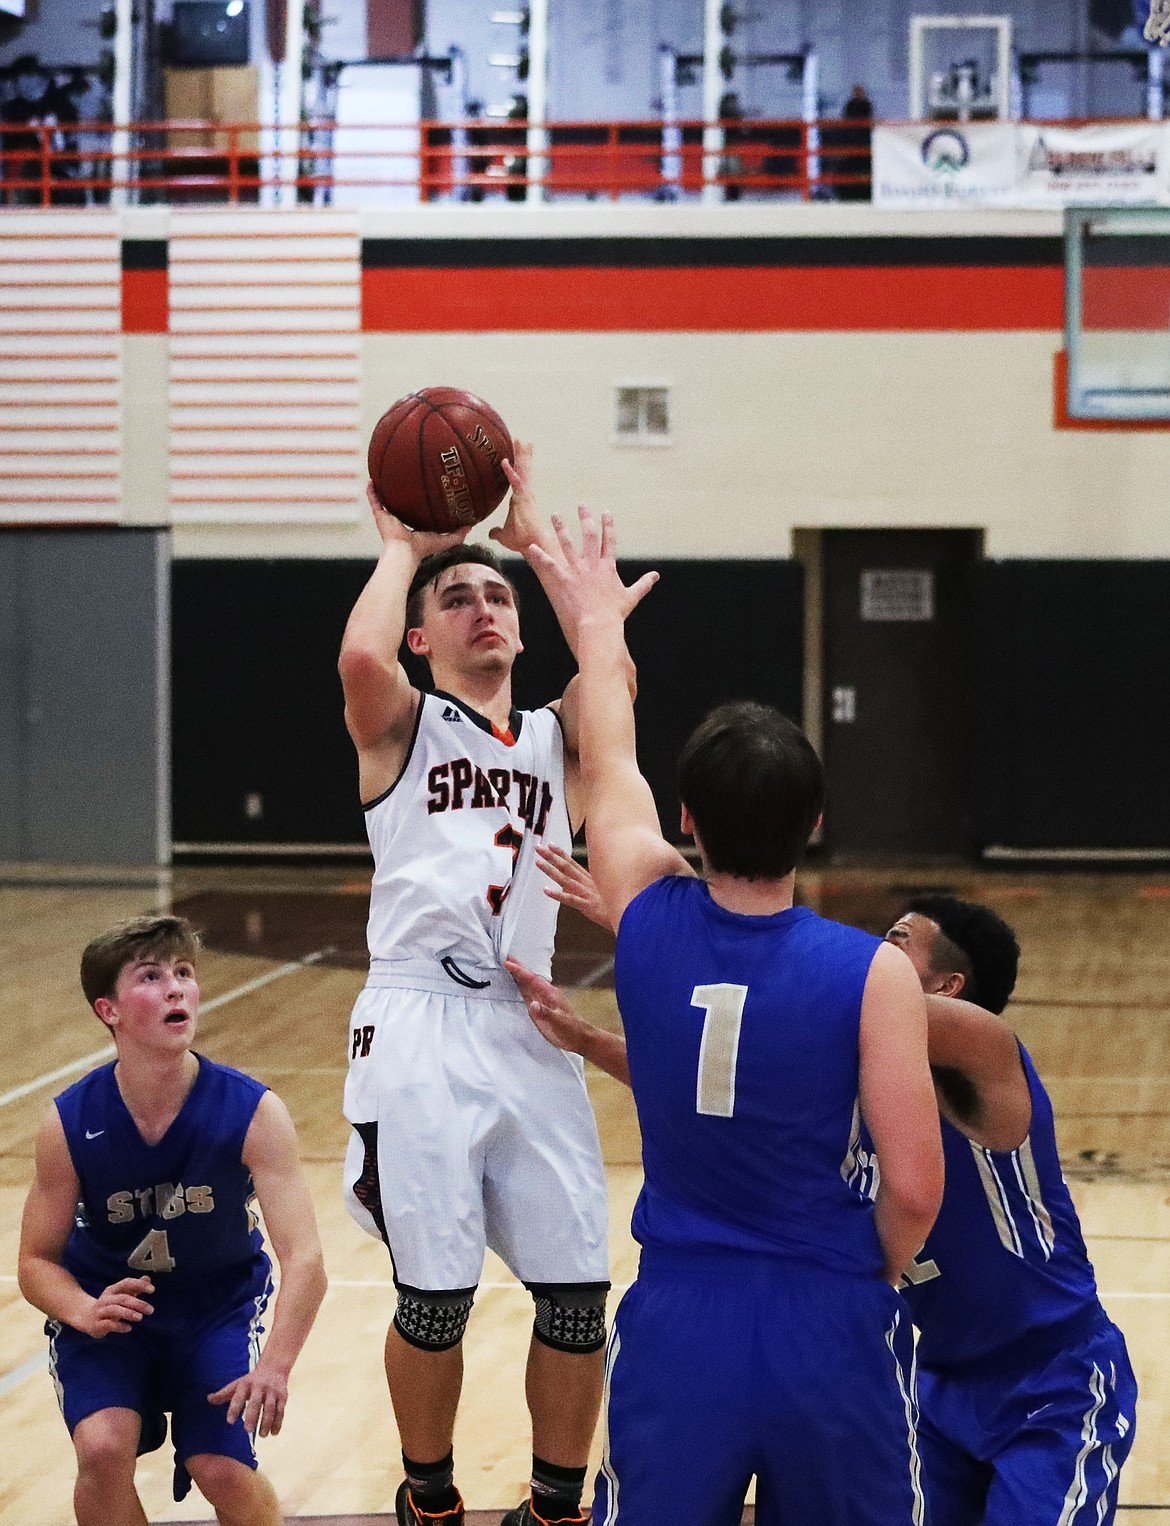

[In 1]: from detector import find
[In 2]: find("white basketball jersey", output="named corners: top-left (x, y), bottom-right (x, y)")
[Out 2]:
top-left (364, 689), bottom-right (572, 980)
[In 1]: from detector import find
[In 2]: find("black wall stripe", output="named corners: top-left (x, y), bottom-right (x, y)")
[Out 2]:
top-left (121, 239), bottom-right (168, 271)
top-left (1083, 233), bottom-right (1170, 267)
top-left (361, 235), bottom-right (1063, 270)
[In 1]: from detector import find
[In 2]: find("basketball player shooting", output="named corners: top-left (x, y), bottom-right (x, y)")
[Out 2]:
top-left (337, 449), bottom-right (647, 1526)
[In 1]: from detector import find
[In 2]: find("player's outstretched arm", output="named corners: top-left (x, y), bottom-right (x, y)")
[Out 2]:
top-left (505, 958), bottom-right (632, 1085)
top-left (859, 943), bottom-right (945, 1285)
top-left (210, 1092), bottom-right (327, 1437)
top-left (924, 994), bottom-right (1032, 1150)
top-left (339, 483), bottom-right (469, 761)
top-left (531, 508), bottom-right (689, 924)
top-left (18, 1108), bottom-right (156, 1337)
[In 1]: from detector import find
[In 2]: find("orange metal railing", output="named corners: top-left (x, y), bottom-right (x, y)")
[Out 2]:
top-left (0, 117), bottom-right (874, 206)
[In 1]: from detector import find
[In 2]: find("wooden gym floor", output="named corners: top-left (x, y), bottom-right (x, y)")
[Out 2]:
top-left (1, 862), bottom-right (1167, 1523)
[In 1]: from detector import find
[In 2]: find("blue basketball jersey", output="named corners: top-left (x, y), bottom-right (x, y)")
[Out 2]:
top-left (55, 1056), bottom-right (270, 1312)
top-left (901, 1044), bottom-right (1102, 1369)
top-left (614, 878), bottom-right (885, 1276)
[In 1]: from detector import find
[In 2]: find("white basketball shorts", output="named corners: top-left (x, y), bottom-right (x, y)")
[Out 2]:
top-left (342, 976), bottom-right (609, 1291)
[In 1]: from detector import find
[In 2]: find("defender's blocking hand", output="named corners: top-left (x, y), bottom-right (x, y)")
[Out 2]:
top-left (505, 957), bottom-right (595, 1057)
top-left (529, 506), bottom-right (658, 630)
top-left (537, 844), bottom-right (613, 930)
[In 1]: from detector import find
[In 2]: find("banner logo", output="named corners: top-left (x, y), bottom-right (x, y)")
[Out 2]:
top-left (921, 128), bottom-right (971, 174)
top-left (1027, 134), bottom-right (1157, 179)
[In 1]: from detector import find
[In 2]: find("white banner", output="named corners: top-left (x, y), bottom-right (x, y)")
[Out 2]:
top-left (1014, 122), bottom-right (1169, 206)
top-left (874, 121), bottom-right (1170, 209)
top-left (873, 123), bottom-right (1019, 207)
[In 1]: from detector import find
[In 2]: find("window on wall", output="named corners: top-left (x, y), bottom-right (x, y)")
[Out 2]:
top-left (614, 384), bottom-right (671, 445)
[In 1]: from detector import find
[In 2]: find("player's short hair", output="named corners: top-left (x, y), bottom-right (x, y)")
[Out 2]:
top-left (405, 545), bottom-right (519, 632)
top-left (677, 702), bottom-right (824, 881)
top-left (80, 915), bottom-right (202, 1012)
top-left (903, 895), bottom-right (1020, 1014)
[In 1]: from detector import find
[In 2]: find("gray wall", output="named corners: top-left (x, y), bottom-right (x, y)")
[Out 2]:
top-left (0, 530), bottom-right (169, 866)
top-left (0, 0), bottom-right (106, 67)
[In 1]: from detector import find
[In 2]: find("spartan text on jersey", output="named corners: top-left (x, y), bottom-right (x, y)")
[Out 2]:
top-left (426, 759), bottom-right (555, 835)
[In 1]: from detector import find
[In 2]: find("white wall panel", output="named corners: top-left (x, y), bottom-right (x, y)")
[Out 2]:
top-left (167, 211), bottom-right (363, 523)
top-left (0, 215), bottom-right (120, 523)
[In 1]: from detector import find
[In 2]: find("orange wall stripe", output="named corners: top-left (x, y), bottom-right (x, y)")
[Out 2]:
top-left (361, 264), bottom-right (1064, 333)
top-left (121, 267), bottom-right (169, 333)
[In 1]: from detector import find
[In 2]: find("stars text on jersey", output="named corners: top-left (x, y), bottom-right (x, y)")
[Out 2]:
top-left (106, 1182), bottom-right (215, 1223)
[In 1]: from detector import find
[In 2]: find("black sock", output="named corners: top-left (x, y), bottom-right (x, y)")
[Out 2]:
top-left (403, 1450), bottom-right (460, 1514)
top-left (530, 1455), bottom-right (587, 1521)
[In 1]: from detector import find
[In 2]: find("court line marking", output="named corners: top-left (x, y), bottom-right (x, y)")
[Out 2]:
top-left (0, 950), bottom-right (330, 1111)
top-left (0, 1351), bottom-right (48, 1399)
top-left (575, 957), bottom-right (615, 989)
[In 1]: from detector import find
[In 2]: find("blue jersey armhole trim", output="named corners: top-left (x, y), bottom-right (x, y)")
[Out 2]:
top-left (362, 689), bottom-right (425, 813)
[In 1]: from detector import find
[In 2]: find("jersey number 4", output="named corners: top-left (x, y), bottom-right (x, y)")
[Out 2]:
top-left (692, 984), bottom-right (748, 1117)
top-left (127, 1228), bottom-right (176, 1274)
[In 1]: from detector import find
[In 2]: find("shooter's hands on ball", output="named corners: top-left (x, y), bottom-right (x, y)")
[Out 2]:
top-left (81, 1275), bottom-right (154, 1338)
top-left (491, 441), bottom-right (546, 559)
top-left (537, 844), bottom-right (613, 930)
top-left (366, 481), bottom-right (469, 560)
top-left (528, 506), bottom-right (659, 635)
top-left (505, 958), bottom-right (595, 1054)
top-left (209, 1359), bottom-right (290, 1437)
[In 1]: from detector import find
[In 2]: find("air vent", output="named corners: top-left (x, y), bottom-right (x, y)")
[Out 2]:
top-left (614, 384), bottom-right (671, 445)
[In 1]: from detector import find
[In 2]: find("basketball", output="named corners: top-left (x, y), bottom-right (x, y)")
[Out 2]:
top-left (367, 387), bottom-right (514, 532)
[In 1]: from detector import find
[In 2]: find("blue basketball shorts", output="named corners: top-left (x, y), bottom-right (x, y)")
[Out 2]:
top-left (48, 1280), bottom-right (271, 1477)
top-left (592, 1252), bottom-right (927, 1526)
top-left (916, 1316), bottom-right (1137, 1526)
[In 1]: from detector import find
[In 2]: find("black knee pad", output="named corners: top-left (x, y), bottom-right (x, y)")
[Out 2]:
top-left (526, 1280), bottom-right (609, 1353)
top-left (393, 1283), bottom-right (476, 1352)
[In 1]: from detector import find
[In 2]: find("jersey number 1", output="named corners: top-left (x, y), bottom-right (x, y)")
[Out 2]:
top-left (692, 984), bottom-right (748, 1117)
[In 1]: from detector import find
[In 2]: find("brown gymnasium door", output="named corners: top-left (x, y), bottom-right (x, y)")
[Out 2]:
top-left (820, 528), bottom-right (982, 861)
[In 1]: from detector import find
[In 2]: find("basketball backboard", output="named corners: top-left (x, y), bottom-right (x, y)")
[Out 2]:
top-left (1065, 206), bottom-right (1170, 420)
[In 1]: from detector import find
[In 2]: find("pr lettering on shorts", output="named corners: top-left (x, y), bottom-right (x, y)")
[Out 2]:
top-left (351, 1024), bottom-right (375, 1059)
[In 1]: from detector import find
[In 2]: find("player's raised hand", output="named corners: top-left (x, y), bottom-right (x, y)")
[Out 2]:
top-left (83, 1276), bottom-right (154, 1338)
top-left (537, 844), bottom-right (613, 929)
top-left (366, 481), bottom-right (470, 559)
top-left (490, 441), bottom-right (548, 558)
top-left (530, 506), bottom-right (658, 628)
top-left (208, 1360), bottom-right (290, 1437)
top-left (505, 958), bottom-right (594, 1056)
